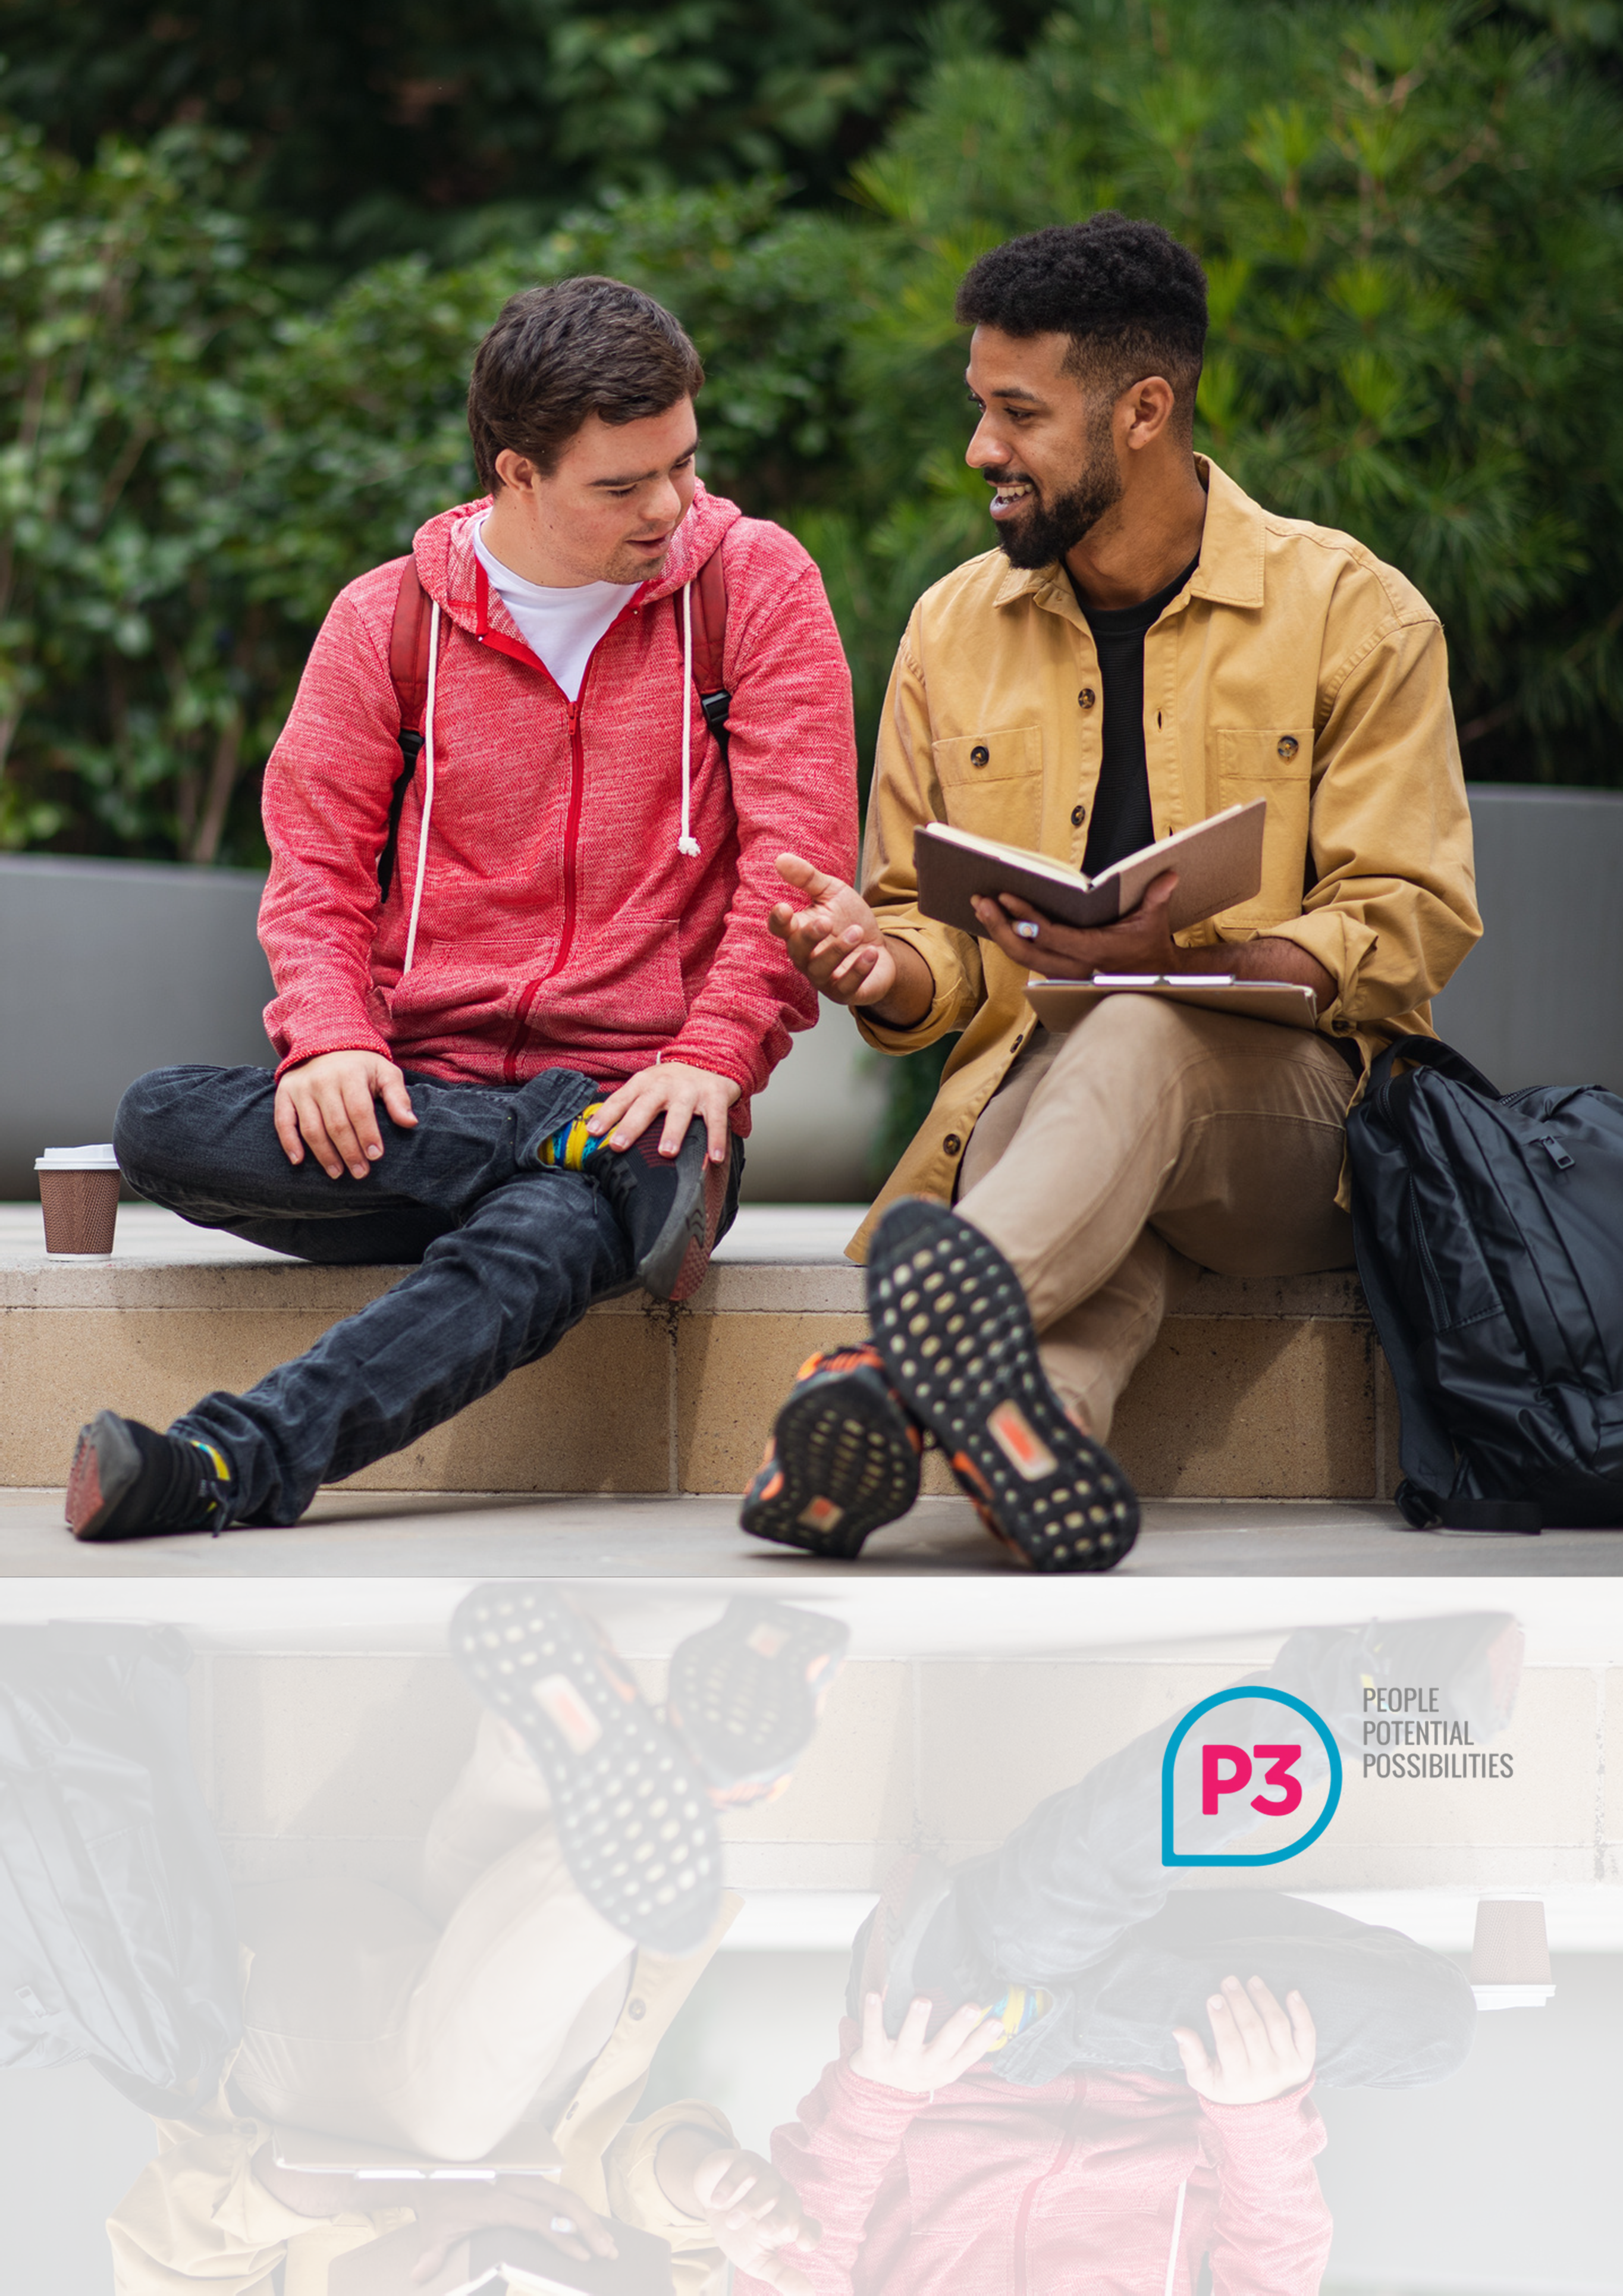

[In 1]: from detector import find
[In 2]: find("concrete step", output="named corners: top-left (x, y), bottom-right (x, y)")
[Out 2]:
top-left (0, 1203), bottom-right (1398, 1501)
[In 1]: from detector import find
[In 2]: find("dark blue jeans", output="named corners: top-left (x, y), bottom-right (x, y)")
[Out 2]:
top-left (112, 1064), bottom-right (740, 1526)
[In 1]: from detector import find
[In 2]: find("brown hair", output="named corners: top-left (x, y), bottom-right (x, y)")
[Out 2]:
top-left (466, 275), bottom-right (704, 493)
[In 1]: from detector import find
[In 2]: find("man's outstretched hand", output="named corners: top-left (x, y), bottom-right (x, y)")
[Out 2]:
top-left (1173, 1973), bottom-right (1317, 2105)
top-left (769, 853), bottom-right (896, 1008)
top-left (768, 853), bottom-right (933, 1026)
top-left (275, 1050), bottom-right (417, 1180)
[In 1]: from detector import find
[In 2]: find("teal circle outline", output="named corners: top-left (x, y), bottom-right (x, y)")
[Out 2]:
top-left (1160, 1686), bottom-right (1343, 1867)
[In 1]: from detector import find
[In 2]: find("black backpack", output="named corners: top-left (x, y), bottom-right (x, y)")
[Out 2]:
top-left (1346, 1034), bottom-right (1623, 1532)
top-left (0, 1623), bottom-right (241, 2112)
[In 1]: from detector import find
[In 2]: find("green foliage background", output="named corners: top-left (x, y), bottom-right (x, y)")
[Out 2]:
top-left (1, 0), bottom-right (1620, 874)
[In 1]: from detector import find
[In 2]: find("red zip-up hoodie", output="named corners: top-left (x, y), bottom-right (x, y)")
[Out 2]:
top-left (258, 484), bottom-right (858, 1127)
top-left (737, 2031), bottom-right (1332, 2296)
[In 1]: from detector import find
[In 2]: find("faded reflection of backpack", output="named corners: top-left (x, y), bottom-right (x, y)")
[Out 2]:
top-left (0, 1623), bottom-right (240, 2112)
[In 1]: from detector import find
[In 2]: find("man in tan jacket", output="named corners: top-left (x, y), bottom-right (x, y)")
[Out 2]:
top-left (743, 213), bottom-right (1479, 1575)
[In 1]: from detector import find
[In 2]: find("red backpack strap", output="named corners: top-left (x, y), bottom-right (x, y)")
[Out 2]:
top-left (378, 557), bottom-right (435, 900)
top-left (388, 554), bottom-right (434, 733)
top-left (677, 541), bottom-right (732, 761)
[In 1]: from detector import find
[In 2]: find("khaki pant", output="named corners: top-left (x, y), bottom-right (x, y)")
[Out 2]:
top-left (230, 1712), bottom-right (635, 2162)
top-left (955, 997), bottom-right (1358, 1442)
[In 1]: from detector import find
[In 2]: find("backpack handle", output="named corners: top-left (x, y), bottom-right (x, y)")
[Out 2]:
top-left (1368, 1033), bottom-right (1501, 1101)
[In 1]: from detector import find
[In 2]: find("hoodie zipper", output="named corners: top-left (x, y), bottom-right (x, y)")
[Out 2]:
top-left (1012, 2129), bottom-right (1076, 2294)
top-left (502, 690), bottom-right (586, 1083)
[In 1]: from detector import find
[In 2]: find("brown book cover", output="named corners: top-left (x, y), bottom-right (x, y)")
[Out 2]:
top-left (913, 798), bottom-right (1267, 940)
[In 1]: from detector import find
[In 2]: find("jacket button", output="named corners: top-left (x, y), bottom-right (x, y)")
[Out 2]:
top-left (628, 1998), bottom-right (646, 2020)
top-left (1078, 689), bottom-right (1096, 709)
top-left (1277, 735), bottom-right (1300, 760)
top-left (1071, 804), bottom-right (1086, 827)
top-left (943, 1133), bottom-right (962, 1156)
top-left (1332, 1016), bottom-right (1352, 1033)
top-left (969, 744), bottom-right (990, 768)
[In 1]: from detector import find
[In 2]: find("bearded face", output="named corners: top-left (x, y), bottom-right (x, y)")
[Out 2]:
top-left (984, 395), bottom-right (1124, 570)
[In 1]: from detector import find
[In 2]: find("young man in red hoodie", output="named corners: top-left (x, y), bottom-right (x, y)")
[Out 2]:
top-left (64, 276), bottom-right (858, 1540)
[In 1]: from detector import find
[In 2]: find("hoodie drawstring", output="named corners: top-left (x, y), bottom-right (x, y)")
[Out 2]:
top-left (678, 579), bottom-right (701, 858)
top-left (1163, 2178), bottom-right (1188, 2296)
top-left (403, 597), bottom-right (441, 974)
top-left (406, 574), bottom-right (698, 961)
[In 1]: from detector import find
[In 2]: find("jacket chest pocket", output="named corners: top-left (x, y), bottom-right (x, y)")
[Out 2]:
top-left (931, 723), bottom-right (1044, 846)
top-left (1213, 725), bottom-right (1315, 926)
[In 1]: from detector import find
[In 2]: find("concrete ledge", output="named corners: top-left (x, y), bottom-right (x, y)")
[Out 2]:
top-left (0, 1206), bottom-right (1392, 1500)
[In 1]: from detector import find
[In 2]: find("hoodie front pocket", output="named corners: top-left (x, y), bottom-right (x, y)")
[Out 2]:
top-left (515, 914), bottom-right (689, 1052)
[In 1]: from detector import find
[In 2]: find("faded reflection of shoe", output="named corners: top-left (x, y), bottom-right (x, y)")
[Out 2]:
top-left (450, 1583), bottom-right (722, 1956)
top-left (664, 1596), bottom-right (850, 1806)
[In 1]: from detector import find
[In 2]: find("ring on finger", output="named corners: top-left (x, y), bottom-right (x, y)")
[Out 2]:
top-left (1013, 920), bottom-right (1041, 942)
top-left (550, 2215), bottom-right (575, 2234)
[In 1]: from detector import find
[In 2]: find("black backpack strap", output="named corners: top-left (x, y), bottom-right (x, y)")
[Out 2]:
top-left (379, 557), bottom-right (435, 902)
top-left (1349, 1206), bottom-right (1462, 1525)
top-left (1352, 1043), bottom-right (1542, 1533)
top-left (1367, 1033), bottom-right (1502, 1100)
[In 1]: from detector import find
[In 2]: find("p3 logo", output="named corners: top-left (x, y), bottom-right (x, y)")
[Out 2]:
top-left (1161, 1687), bottom-right (1342, 1867)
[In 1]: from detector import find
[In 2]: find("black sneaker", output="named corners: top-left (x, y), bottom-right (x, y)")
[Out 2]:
top-left (449, 1583), bottom-right (723, 1956)
top-left (665, 1596), bottom-right (850, 1805)
top-left (65, 1412), bottom-right (235, 1542)
top-left (740, 1343), bottom-right (924, 1559)
top-left (590, 1120), bottom-right (737, 1303)
top-left (865, 1199), bottom-right (1139, 1573)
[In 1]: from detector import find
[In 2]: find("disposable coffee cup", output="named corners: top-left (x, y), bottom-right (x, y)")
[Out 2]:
top-left (35, 1144), bottom-right (121, 1256)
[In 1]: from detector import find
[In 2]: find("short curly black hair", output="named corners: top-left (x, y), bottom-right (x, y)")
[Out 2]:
top-left (956, 215), bottom-right (1207, 428)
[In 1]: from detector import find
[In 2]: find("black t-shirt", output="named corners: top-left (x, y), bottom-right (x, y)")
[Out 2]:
top-left (1072, 553), bottom-right (1201, 877)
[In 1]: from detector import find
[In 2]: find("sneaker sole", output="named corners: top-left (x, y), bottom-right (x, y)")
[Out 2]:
top-left (65, 1410), bottom-right (144, 1541)
top-left (740, 1373), bottom-right (921, 1559)
top-left (636, 1129), bottom-right (729, 1304)
top-left (450, 1583), bottom-right (721, 1955)
top-left (867, 1203), bottom-right (1140, 1573)
top-left (665, 1598), bottom-right (850, 1803)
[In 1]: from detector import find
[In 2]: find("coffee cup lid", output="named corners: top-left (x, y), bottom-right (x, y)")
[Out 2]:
top-left (35, 1144), bottom-right (120, 1170)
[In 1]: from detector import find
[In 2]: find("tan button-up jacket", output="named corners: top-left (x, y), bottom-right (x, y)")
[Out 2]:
top-left (850, 456), bottom-right (1481, 1252)
top-left (107, 1903), bottom-right (739, 2296)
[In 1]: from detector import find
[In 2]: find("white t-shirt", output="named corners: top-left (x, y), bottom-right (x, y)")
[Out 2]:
top-left (470, 516), bottom-right (631, 702)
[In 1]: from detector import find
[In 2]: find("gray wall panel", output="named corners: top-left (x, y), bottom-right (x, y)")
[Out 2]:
top-left (0, 856), bottom-right (274, 1197)
top-left (1433, 786), bottom-right (1623, 1091)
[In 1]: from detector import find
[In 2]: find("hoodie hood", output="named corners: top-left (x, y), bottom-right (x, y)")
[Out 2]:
top-left (412, 479), bottom-right (744, 635)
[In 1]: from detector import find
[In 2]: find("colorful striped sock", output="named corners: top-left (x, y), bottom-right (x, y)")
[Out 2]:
top-left (538, 1105), bottom-right (607, 1171)
top-left (981, 1984), bottom-right (1055, 2048)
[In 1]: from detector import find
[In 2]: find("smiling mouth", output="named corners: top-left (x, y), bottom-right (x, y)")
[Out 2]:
top-left (988, 479), bottom-right (1035, 516)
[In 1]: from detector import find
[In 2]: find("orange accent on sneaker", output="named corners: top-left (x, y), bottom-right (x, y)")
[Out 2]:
top-left (986, 1399), bottom-right (1057, 1481)
top-left (531, 1673), bottom-right (602, 1753)
top-left (65, 1436), bottom-right (102, 1533)
top-left (797, 1496), bottom-right (845, 1534)
top-left (951, 1451), bottom-right (1031, 1565)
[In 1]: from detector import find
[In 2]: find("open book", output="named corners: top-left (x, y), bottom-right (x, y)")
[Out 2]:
top-left (914, 798), bottom-right (1266, 940)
